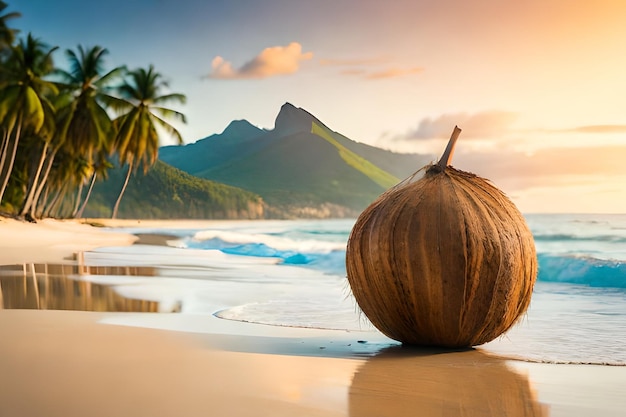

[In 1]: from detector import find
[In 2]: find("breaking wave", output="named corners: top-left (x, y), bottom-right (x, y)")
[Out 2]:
top-left (184, 232), bottom-right (626, 289)
top-left (537, 254), bottom-right (626, 288)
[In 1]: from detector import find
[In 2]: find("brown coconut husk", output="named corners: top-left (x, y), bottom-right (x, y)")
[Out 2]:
top-left (346, 126), bottom-right (537, 347)
top-left (349, 347), bottom-right (547, 417)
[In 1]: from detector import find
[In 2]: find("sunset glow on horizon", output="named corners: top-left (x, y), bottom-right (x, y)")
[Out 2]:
top-left (15, 0), bottom-right (626, 213)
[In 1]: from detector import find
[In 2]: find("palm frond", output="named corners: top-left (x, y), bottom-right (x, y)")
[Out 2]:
top-left (151, 106), bottom-right (187, 124)
top-left (98, 93), bottom-right (133, 114)
top-left (153, 93), bottom-right (187, 106)
top-left (0, 10), bottom-right (20, 20)
top-left (0, 1), bottom-right (21, 47)
top-left (94, 65), bottom-right (127, 88)
top-left (114, 109), bottom-right (141, 161)
top-left (50, 68), bottom-right (80, 87)
top-left (117, 82), bottom-right (142, 102)
top-left (53, 99), bottom-right (78, 146)
top-left (24, 86), bottom-right (45, 132)
top-left (33, 78), bottom-right (59, 97)
top-left (38, 96), bottom-right (57, 141)
top-left (0, 84), bottom-right (20, 124)
top-left (64, 48), bottom-right (84, 82)
top-left (151, 112), bottom-right (184, 145)
top-left (86, 96), bottom-right (114, 147)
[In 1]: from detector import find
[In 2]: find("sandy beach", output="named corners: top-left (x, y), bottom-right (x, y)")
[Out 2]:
top-left (0, 217), bottom-right (625, 417)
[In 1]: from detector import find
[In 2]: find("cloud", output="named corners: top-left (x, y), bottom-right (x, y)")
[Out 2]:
top-left (366, 67), bottom-right (424, 79)
top-left (450, 145), bottom-right (626, 191)
top-left (208, 42), bottom-right (313, 80)
top-left (338, 64), bottom-right (423, 80)
top-left (209, 56), bottom-right (236, 79)
top-left (520, 124), bottom-right (626, 135)
top-left (402, 111), bottom-right (518, 140)
top-left (320, 56), bottom-right (422, 80)
top-left (339, 69), bottom-right (367, 77)
top-left (319, 57), bottom-right (389, 66)
top-left (563, 125), bottom-right (626, 134)
top-left (384, 115), bottom-right (626, 213)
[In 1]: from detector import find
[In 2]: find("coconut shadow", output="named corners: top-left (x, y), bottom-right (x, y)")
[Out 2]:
top-left (349, 345), bottom-right (549, 417)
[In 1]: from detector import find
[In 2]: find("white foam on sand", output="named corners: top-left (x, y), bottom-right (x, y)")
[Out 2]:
top-left (82, 245), bottom-right (370, 331)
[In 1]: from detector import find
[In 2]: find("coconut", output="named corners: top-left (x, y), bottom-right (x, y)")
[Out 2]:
top-left (346, 126), bottom-right (537, 347)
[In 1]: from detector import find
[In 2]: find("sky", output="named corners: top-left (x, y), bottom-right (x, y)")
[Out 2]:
top-left (10, 0), bottom-right (626, 213)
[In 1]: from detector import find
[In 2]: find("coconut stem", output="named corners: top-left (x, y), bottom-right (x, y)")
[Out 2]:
top-left (437, 126), bottom-right (462, 169)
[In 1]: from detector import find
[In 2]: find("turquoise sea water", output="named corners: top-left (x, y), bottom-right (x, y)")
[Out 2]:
top-left (95, 213), bottom-right (626, 365)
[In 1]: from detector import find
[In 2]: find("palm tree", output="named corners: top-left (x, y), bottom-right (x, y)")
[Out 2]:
top-left (18, 91), bottom-right (71, 217)
top-left (16, 122), bottom-right (55, 218)
top-left (38, 148), bottom-right (88, 218)
top-left (51, 45), bottom-right (125, 217)
top-left (0, 1), bottom-right (20, 51)
top-left (54, 45), bottom-right (124, 162)
top-left (111, 65), bottom-right (186, 218)
top-left (0, 33), bottom-right (57, 205)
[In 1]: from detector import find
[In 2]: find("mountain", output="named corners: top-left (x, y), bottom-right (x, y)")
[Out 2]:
top-left (159, 119), bottom-right (267, 177)
top-left (82, 160), bottom-right (264, 219)
top-left (160, 103), bottom-right (432, 218)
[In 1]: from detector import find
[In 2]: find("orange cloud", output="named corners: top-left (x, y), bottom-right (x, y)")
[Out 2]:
top-left (452, 145), bottom-right (626, 191)
top-left (339, 69), bottom-right (367, 76)
top-left (567, 125), bottom-right (626, 134)
top-left (320, 55), bottom-right (422, 80)
top-left (208, 42), bottom-right (313, 80)
top-left (402, 111), bottom-right (518, 140)
top-left (525, 125), bottom-right (626, 135)
top-left (319, 57), bottom-right (389, 66)
top-left (366, 67), bottom-right (424, 79)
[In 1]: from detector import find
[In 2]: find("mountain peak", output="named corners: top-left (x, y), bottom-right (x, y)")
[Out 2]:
top-left (274, 102), bottom-right (318, 135)
top-left (222, 119), bottom-right (263, 138)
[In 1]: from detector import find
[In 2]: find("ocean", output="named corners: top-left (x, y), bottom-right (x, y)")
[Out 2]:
top-left (88, 213), bottom-right (626, 365)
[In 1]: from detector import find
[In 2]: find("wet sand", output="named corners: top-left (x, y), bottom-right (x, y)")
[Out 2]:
top-left (0, 217), bottom-right (137, 265)
top-left (0, 217), bottom-right (625, 416)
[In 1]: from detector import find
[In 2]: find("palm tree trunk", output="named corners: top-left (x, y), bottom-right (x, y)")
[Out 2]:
top-left (112, 161), bottom-right (133, 219)
top-left (0, 127), bottom-right (9, 182)
top-left (37, 184), bottom-right (51, 218)
top-left (53, 182), bottom-right (72, 218)
top-left (71, 181), bottom-right (84, 218)
top-left (19, 142), bottom-right (49, 217)
top-left (0, 116), bottom-right (19, 203)
top-left (76, 172), bottom-right (97, 219)
top-left (42, 186), bottom-right (62, 218)
top-left (31, 148), bottom-right (57, 218)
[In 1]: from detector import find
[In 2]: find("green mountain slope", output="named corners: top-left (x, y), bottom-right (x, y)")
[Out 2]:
top-left (83, 160), bottom-right (264, 219)
top-left (310, 121), bottom-right (398, 189)
top-left (196, 129), bottom-right (387, 215)
top-left (331, 132), bottom-right (432, 180)
top-left (159, 103), bottom-right (434, 217)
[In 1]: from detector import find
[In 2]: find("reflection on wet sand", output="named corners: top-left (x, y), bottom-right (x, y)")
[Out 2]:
top-left (349, 346), bottom-right (548, 417)
top-left (0, 258), bottom-right (166, 313)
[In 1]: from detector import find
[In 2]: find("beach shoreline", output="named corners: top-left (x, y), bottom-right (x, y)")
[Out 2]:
top-left (0, 217), bottom-right (138, 265)
top-left (1, 217), bottom-right (625, 416)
